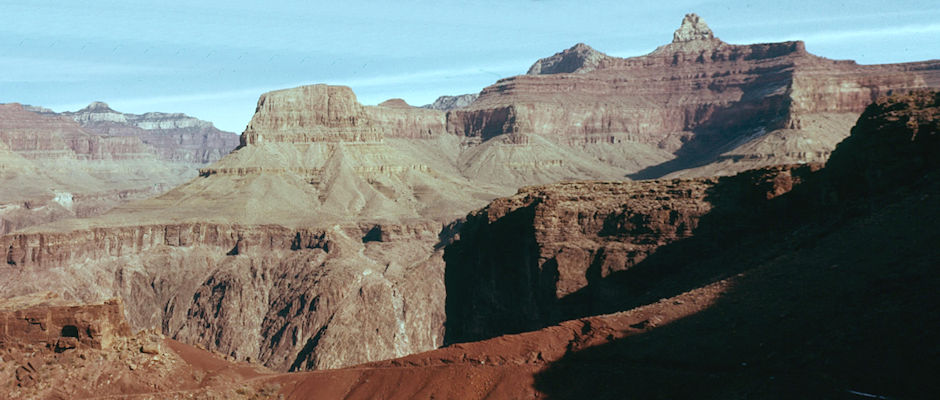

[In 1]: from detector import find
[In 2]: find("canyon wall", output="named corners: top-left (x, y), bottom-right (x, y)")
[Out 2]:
top-left (446, 14), bottom-right (940, 178)
top-left (0, 85), bottom-right (485, 372)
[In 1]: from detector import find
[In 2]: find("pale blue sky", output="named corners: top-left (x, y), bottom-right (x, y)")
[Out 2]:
top-left (2, 1), bottom-right (939, 132)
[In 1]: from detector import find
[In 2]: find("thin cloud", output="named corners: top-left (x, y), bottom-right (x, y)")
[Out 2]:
top-left (0, 56), bottom-right (178, 83)
top-left (733, 23), bottom-right (940, 46)
top-left (56, 61), bottom-right (528, 109)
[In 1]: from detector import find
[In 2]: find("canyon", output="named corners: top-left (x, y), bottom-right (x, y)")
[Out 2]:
top-left (2, 90), bottom-right (936, 399)
top-left (1, 12), bottom-right (938, 399)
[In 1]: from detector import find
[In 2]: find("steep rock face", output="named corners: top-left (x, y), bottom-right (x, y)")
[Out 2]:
top-left (421, 94), bottom-right (479, 111)
top-left (0, 103), bottom-right (152, 161)
top-left (447, 13), bottom-right (940, 178)
top-left (672, 12), bottom-right (715, 42)
top-left (241, 85), bottom-right (447, 145)
top-left (64, 101), bottom-right (239, 164)
top-left (241, 85), bottom-right (378, 145)
top-left (432, 94), bottom-right (940, 398)
top-left (367, 98), bottom-right (446, 139)
top-left (444, 164), bottom-right (821, 343)
top-left (0, 221), bottom-right (449, 371)
top-left (444, 179), bottom-right (714, 342)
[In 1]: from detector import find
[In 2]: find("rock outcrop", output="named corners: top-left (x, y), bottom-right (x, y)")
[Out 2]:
top-left (0, 294), bottom-right (131, 351)
top-left (4, 14), bottom-right (940, 389)
top-left (672, 12), bottom-right (715, 43)
top-left (447, 13), bottom-right (940, 179)
top-left (443, 167), bottom-right (822, 342)
top-left (394, 93), bottom-right (937, 398)
top-left (0, 293), bottom-right (274, 399)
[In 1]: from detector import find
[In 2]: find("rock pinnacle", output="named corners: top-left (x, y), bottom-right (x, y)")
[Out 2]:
top-left (672, 13), bottom-right (714, 43)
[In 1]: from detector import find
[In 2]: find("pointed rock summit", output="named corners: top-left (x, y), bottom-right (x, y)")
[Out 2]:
top-left (672, 13), bottom-right (714, 42)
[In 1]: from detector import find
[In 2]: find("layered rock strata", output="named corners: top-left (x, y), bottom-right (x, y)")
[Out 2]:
top-left (0, 103), bottom-right (205, 235)
top-left (0, 84), bottom-right (496, 372)
top-left (3, 92), bottom-right (938, 399)
top-left (447, 13), bottom-right (940, 178)
top-left (56, 101), bottom-right (239, 164)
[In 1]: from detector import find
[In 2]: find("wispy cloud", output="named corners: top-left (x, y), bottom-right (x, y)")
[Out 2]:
top-left (42, 61), bottom-right (530, 131)
top-left (734, 23), bottom-right (940, 46)
top-left (0, 57), bottom-right (178, 83)
top-left (50, 61), bottom-right (528, 109)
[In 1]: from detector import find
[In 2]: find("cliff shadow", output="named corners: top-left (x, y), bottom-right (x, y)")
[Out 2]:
top-left (628, 72), bottom-right (793, 180)
top-left (442, 165), bottom-right (821, 345)
top-left (556, 168), bottom-right (825, 324)
top-left (443, 198), bottom-right (560, 344)
top-left (532, 177), bottom-right (940, 399)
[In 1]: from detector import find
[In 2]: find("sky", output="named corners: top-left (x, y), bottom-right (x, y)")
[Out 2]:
top-left (2, 1), bottom-right (939, 133)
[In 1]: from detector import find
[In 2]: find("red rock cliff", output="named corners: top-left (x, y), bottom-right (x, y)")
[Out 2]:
top-left (446, 13), bottom-right (940, 178)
